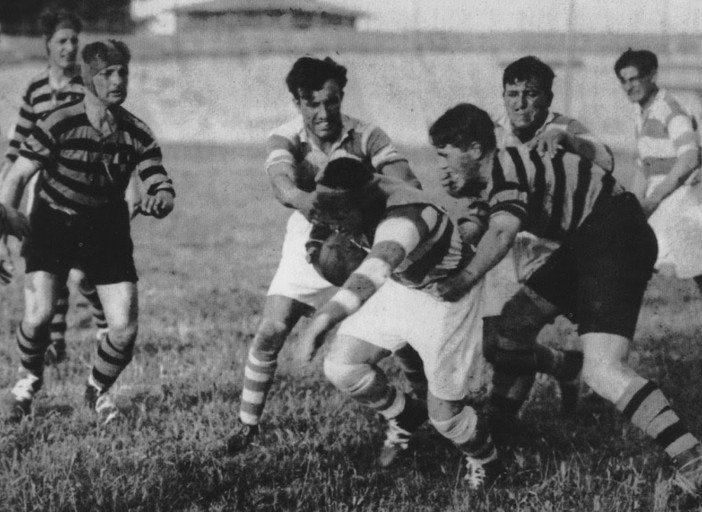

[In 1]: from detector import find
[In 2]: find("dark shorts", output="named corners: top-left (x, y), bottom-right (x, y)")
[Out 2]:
top-left (526, 192), bottom-right (657, 339)
top-left (23, 199), bottom-right (138, 285)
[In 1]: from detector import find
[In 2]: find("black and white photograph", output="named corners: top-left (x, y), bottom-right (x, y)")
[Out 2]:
top-left (1, 1), bottom-right (702, 510)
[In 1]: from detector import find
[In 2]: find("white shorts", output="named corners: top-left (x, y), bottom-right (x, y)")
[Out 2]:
top-left (648, 174), bottom-right (702, 279)
top-left (337, 278), bottom-right (488, 401)
top-left (267, 210), bottom-right (337, 309)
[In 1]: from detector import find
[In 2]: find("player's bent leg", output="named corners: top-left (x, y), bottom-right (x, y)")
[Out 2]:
top-left (324, 334), bottom-right (427, 467)
top-left (428, 394), bottom-right (503, 491)
top-left (582, 332), bottom-right (702, 495)
top-left (5, 271), bottom-right (60, 421)
top-left (86, 281), bottom-right (138, 423)
top-left (73, 269), bottom-right (108, 341)
top-left (485, 288), bottom-right (581, 424)
top-left (45, 283), bottom-right (69, 365)
top-left (393, 344), bottom-right (428, 401)
top-left (228, 295), bottom-right (311, 454)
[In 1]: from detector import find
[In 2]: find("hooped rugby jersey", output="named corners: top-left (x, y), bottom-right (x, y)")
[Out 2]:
top-left (488, 145), bottom-right (623, 241)
top-left (265, 115), bottom-right (407, 190)
top-left (367, 177), bottom-right (473, 290)
top-left (20, 100), bottom-right (174, 215)
top-left (5, 68), bottom-right (84, 163)
top-left (634, 88), bottom-right (700, 178)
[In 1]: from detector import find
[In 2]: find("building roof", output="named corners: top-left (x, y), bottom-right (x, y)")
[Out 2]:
top-left (172, 0), bottom-right (365, 18)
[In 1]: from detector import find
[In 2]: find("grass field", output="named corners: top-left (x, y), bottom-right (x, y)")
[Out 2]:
top-left (0, 143), bottom-right (701, 511)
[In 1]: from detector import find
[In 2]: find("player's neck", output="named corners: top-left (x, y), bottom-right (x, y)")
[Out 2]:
top-left (84, 91), bottom-right (117, 136)
top-left (639, 86), bottom-right (659, 110)
top-left (48, 64), bottom-right (76, 89)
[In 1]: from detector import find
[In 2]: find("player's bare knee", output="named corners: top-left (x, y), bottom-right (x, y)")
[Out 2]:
top-left (581, 356), bottom-right (619, 398)
top-left (323, 358), bottom-right (376, 396)
top-left (23, 303), bottom-right (53, 333)
top-left (106, 321), bottom-right (138, 351)
top-left (251, 318), bottom-right (289, 356)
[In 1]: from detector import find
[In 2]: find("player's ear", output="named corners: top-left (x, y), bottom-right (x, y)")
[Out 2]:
top-left (467, 141), bottom-right (484, 159)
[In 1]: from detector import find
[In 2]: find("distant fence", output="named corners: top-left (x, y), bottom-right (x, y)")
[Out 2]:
top-left (2, 29), bottom-right (701, 64)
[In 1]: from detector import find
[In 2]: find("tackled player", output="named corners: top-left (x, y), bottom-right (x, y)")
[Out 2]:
top-left (297, 157), bottom-right (502, 490)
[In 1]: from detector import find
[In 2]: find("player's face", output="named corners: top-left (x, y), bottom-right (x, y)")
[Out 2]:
top-left (296, 79), bottom-right (344, 143)
top-left (503, 79), bottom-right (551, 138)
top-left (92, 64), bottom-right (129, 106)
top-left (618, 66), bottom-right (657, 105)
top-left (435, 143), bottom-right (487, 198)
top-left (47, 28), bottom-right (79, 70)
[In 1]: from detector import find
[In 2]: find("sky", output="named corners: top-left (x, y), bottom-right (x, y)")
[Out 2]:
top-left (325, 0), bottom-right (702, 33)
top-left (132, 0), bottom-right (702, 34)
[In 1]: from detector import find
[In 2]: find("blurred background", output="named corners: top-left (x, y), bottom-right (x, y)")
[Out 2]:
top-left (1, 0), bottom-right (702, 154)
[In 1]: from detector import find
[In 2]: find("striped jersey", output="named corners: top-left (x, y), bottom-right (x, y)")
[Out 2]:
top-left (265, 114), bottom-right (407, 191)
top-left (634, 88), bottom-right (699, 178)
top-left (495, 111), bottom-right (589, 149)
top-left (494, 111), bottom-right (614, 172)
top-left (488, 145), bottom-right (623, 241)
top-left (20, 100), bottom-right (174, 215)
top-left (5, 68), bottom-right (84, 163)
top-left (371, 177), bottom-right (472, 290)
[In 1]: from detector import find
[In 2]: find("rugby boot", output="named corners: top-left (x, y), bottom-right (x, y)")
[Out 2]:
top-left (459, 412), bottom-right (504, 491)
top-left (378, 395), bottom-right (428, 467)
top-left (227, 423), bottom-right (260, 454)
top-left (673, 443), bottom-right (702, 496)
top-left (6, 371), bottom-right (42, 422)
top-left (84, 379), bottom-right (120, 424)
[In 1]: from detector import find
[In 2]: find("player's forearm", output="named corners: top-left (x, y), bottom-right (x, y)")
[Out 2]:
top-left (0, 157), bottom-right (36, 208)
top-left (267, 172), bottom-right (314, 213)
top-left (379, 160), bottom-right (422, 189)
top-left (566, 133), bottom-right (614, 172)
top-left (461, 221), bottom-right (519, 287)
top-left (647, 151), bottom-right (699, 202)
top-left (326, 256), bottom-right (394, 317)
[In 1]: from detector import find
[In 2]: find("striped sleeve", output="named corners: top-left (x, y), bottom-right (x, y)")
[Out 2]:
top-left (130, 121), bottom-right (173, 197)
top-left (18, 116), bottom-right (56, 169)
top-left (667, 114), bottom-right (698, 157)
top-left (264, 131), bottom-right (297, 173)
top-left (362, 125), bottom-right (407, 170)
top-left (5, 91), bottom-right (38, 163)
top-left (489, 151), bottom-right (528, 221)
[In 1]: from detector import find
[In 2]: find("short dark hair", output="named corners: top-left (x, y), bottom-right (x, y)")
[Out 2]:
top-left (503, 56), bottom-right (555, 100)
top-left (286, 56), bottom-right (348, 101)
top-left (614, 48), bottom-right (658, 77)
top-left (39, 8), bottom-right (82, 40)
top-left (429, 103), bottom-right (496, 153)
top-left (81, 40), bottom-right (131, 69)
top-left (318, 158), bottom-right (373, 190)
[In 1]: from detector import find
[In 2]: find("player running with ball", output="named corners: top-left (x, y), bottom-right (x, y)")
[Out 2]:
top-left (298, 157), bottom-right (502, 490)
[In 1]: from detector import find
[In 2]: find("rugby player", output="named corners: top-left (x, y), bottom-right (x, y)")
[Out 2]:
top-left (614, 49), bottom-right (702, 291)
top-left (0, 40), bottom-right (175, 422)
top-left (478, 56), bottom-right (616, 431)
top-left (430, 102), bottom-right (702, 495)
top-left (0, 9), bottom-right (123, 364)
top-left (298, 157), bottom-right (501, 490)
top-left (226, 56), bottom-right (428, 457)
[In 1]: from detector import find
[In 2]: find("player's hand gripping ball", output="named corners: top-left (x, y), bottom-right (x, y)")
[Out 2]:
top-left (311, 230), bottom-right (370, 286)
